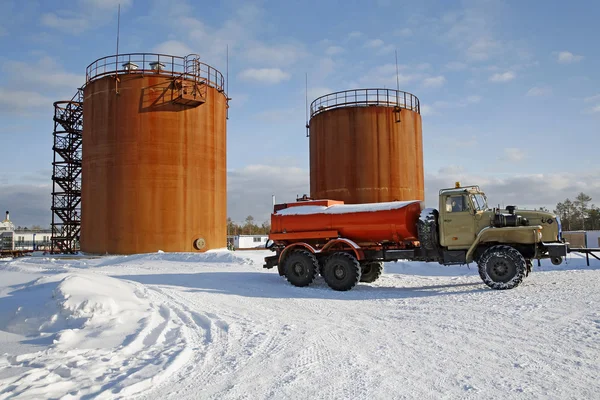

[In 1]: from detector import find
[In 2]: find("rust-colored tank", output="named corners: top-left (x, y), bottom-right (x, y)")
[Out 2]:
top-left (309, 89), bottom-right (424, 204)
top-left (270, 199), bottom-right (423, 244)
top-left (80, 53), bottom-right (227, 254)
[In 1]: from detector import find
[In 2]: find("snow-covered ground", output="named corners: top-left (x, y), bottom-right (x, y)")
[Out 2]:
top-left (0, 250), bottom-right (598, 399)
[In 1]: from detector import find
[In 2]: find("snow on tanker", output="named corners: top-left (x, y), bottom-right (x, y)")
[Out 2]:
top-left (264, 183), bottom-right (572, 291)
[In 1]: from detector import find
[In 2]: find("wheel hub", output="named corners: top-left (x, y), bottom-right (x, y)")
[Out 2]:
top-left (492, 261), bottom-right (508, 277)
top-left (293, 262), bottom-right (305, 276)
top-left (487, 257), bottom-right (516, 283)
top-left (333, 265), bottom-right (346, 280)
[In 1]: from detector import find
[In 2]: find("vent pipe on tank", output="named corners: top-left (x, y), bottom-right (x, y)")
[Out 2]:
top-left (4, 211), bottom-right (9, 221)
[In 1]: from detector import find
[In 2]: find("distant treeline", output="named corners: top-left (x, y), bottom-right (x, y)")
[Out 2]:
top-left (227, 216), bottom-right (270, 236)
top-left (536, 192), bottom-right (600, 231)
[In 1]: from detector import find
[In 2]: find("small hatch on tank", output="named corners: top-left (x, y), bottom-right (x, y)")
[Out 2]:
top-left (149, 61), bottom-right (165, 72)
top-left (121, 62), bottom-right (138, 71)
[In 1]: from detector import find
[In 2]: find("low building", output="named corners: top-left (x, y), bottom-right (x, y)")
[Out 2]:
top-left (227, 235), bottom-right (269, 250)
top-left (0, 211), bottom-right (52, 251)
top-left (563, 231), bottom-right (600, 248)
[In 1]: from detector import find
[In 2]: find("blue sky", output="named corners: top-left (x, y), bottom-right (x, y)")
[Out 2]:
top-left (0, 0), bottom-right (599, 226)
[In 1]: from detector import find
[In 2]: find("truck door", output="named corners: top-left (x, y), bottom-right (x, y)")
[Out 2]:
top-left (440, 194), bottom-right (475, 248)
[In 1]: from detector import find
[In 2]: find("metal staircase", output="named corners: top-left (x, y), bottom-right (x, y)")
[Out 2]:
top-left (51, 90), bottom-right (83, 254)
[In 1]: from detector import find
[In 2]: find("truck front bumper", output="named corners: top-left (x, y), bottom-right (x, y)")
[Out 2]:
top-left (543, 242), bottom-right (568, 257)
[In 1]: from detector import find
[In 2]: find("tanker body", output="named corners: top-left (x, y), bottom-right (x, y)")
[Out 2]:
top-left (270, 200), bottom-right (422, 245)
top-left (264, 183), bottom-right (571, 292)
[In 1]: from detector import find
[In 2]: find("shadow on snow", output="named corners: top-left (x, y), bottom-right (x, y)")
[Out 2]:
top-left (116, 271), bottom-right (488, 300)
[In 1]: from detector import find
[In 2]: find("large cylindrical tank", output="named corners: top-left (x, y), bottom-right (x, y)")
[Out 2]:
top-left (81, 53), bottom-right (227, 254)
top-left (309, 89), bottom-right (424, 204)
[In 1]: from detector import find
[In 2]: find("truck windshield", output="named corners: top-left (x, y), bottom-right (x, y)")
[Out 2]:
top-left (471, 194), bottom-right (488, 211)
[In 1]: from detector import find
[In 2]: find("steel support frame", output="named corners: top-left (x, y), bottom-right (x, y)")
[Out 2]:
top-left (51, 91), bottom-right (83, 254)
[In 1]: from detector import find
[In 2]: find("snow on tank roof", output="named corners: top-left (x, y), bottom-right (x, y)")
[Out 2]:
top-left (275, 200), bottom-right (422, 216)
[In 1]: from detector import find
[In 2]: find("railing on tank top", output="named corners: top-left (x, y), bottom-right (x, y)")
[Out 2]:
top-left (310, 88), bottom-right (420, 118)
top-left (85, 53), bottom-right (225, 94)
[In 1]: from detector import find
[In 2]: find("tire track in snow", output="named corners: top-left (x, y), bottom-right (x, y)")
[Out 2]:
top-left (133, 266), bottom-right (600, 400)
top-left (0, 283), bottom-right (194, 399)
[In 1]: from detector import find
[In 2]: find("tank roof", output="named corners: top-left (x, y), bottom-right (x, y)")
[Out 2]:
top-left (85, 52), bottom-right (226, 96)
top-left (310, 88), bottom-right (420, 118)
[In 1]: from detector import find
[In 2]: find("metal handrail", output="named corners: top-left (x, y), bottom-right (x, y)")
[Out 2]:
top-left (310, 88), bottom-right (420, 118)
top-left (85, 53), bottom-right (226, 94)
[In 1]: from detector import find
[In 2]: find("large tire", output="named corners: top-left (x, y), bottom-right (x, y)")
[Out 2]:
top-left (478, 245), bottom-right (526, 290)
top-left (322, 252), bottom-right (361, 291)
top-left (360, 262), bottom-right (383, 283)
top-left (283, 249), bottom-right (319, 287)
top-left (418, 209), bottom-right (439, 251)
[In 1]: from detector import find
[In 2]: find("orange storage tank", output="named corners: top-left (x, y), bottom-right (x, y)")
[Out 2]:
top-left (309, 89), bottom-right (424, 204)
top-left (80, 53), bottom-right (227, 254)
top-left (270, 200), bottom-right (423, 244)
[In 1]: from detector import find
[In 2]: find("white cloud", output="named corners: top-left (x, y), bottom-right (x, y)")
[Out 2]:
top-left (239, 68), bottom-right (290, 84)
top-left (445, 61), bottom-right (468, 71)
top-left (0, 89), bottom-right (54, 112)
top-left (423, 96), bottom-right (482, 117)
top-left (424, 170), bottom-right (600, 211)
top-left (503, 148), bottom-right (525, 162)
top-left (348, 31), bottom-right (363, 39)
top-left (363, 38), bottom-right (395, 54)
top-left (437, 165), bottom-right (466, 176)
top-left (584, 104), bottom-right (600, 114)
top-left (420, 104), bottom-right (436, 117)
top-left (244, 42), bottom-right (307, 67)
top-left (307, 87), bottom-right (333, 101)
top-left (227, 165), bottom-right (309, 224)
top-left (81, 0), bottom-right (133, 9)
top-left (556, 51), bottom-right (584, 64)
top-left (325, 46), bottom-right (344, 56)
top-left (0, 56), bottom-right (83, 114)
top-left (365, 39), bottom-right (384, 48)
top-left (441, 7), bottom-right (503, 62)
top-left (359, 64), bottom-right (423, 87)
top-left (466, 37), bottom-right (501, 61)
top-left (377, 45), bottom-right (396, 55)
top-left (489, 71), bottom-right (515, 83)
top-left (0, 184), bottom-right (52, 227)
top-left (40, 13), bottom-right (89, 34)
top-left (422, 76), bottom-right (446, 88)
top-left (438, 5), bottom-right (533, 67)
top-left (583, 94), bottom-right (600, 103)
top-left (40, 0), bottom-right (133, 34)
top-left (526, 86), bottom-right (552, 97)
top-left (143, 1), bottom-right (266, 69)
top-left (254, 108), bottom-right (300, 122)
top-left (3, 57), bottom-right (84, 90)
top-left (153, 40), bottom-right (194, 57)
top-left (394, 28), bottom-right (413, 37)
top-left (317, 57), bottom-right (336, 79)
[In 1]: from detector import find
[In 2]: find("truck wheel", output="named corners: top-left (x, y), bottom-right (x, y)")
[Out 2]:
top-left (322, 252), bottom-right (361, 291)
top-left (478, 245), bottom-right (526, 290)
top-left (418, 209), bottom-right (438, 251)
top-left (360, 262), bottom-right (383, 283)
top-left (283, 249), bottom-right (319, 287)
